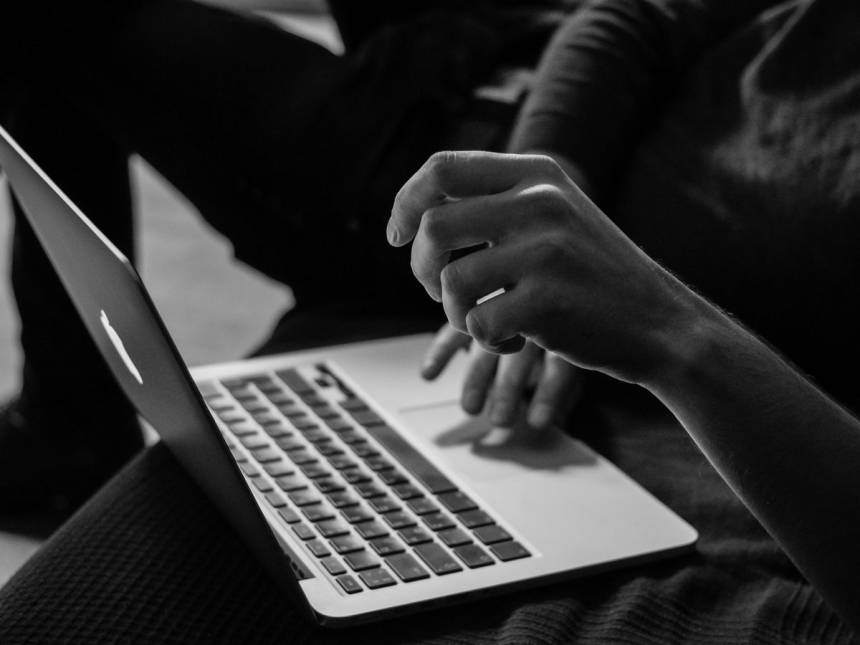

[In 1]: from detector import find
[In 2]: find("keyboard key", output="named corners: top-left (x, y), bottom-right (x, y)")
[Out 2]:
top-left (252, 412), bottom-right (282, 426)
top-left (438, 528), bottom-right (472, 547)
top-left (355, 483), bottom-right (386, 499)
top-left (229, 447), bottom-right (247, 463)
top-left (276, 369), bottom-right (314, 394)
top-left (364, 424), bottom-right (457, 494)
top-left (342, 469), bottom-right (371, 485)
top-left (278, 507), bottom-right (301, 524)
top-left (263, 462), bottom-right (294, 477)
top-left (490, 541), bottom-right (530, 561)
top-left (324, 417), bottom-right (353, 432)
top-left (341, 506), bottom-right (373, 524)
top-left (328, 491), bottom-right (360, 509)
top-left (351, 444), bottom-right (380, 459)
top-left (274, 437), bottom-right (304, 452)
top-left (197, 380), bottom-right (220, 397)
top-left (217, 411), bottom-right (246, 424)
top-left (407, 499), bottom-right (439, 516)
top-left (275, 475), bottom-right (307, 492)
top-left (292, 418), bottom-right (320, 432)
top-left (383, 511), bottom-right (416, 530)
top-left (328, 455), bottom-right (358, 470)
top-left (264, 492), bottom-right (287, 508)
top-left (287, 450), bottom-right (318, 465)
top-left (473, 525), bottom-right (512, 545)
top-left (359, 568), bottom-right (397, 589)
top-left (349, 410), bottom-right (385, 427)
top-left (227, 423), bottom-right (257, 437)
top-left (398, 527), bottom-right (432, 546)
top-left (453, 544), bottom-right (494, 568)
top-left (265, 391), bottom-right (294, 405)
top-left (292, 523), bottom-right (315, 540)
top-left (368, 497), bottom-right (401, 514)
top-left (355, 521), bottom-right (389, 540)
top-left (438, 491), bottom-right (477, 513)
top-left (240, 462), bottom-right (261, 477)
top-left (336, 574), bottom-right (362, 594)
top-left (262, 424), bottom-right (292, 439)
top-left (240, 402), bottom-right (268, 414)
top-left (365, 456), bottom-right (394, 472)
top-left (378, 470), bottom-right (408, 486)
top-left (311, 405), bottom-right (340, 419)
top-left (385, 552), bottom-right (430, 582)
top-left (392, 484), bottom-right (423, 500)
top-left (414, 543), bottom-right (463, 575)
top-left (316, 519), bottom-right (351, 538)
top-left (306, 539), bottom-right (331, 558)
top-left (339, 431), bottom-right (366, 445)
top-left (299, 393), bottom-right (327, 407)
top-left (339, 398), bottom-right (368, 412)
top-left (330, 535), bottom-right (364, 554)
top-left (251, 447), bottom-right (283, 464)
top-left (315, 478), bottom-right (346, 494)
top-left (321, 556), bottom-right (346, 576)
top-left (316, 443), bottom-right (344, 457)
top-left (343, 550), bottom-right (380, 572)
top-left (288, 490), bottom-right (321, 507)
top-left (370, 536), bottom-right (405, 557)
top-left (303, 429), bottom-right (331, 444)
top-left (302, 504), bottom-right (335, 523)
top-left (252, 478), bottom-right (273, 493)
top-left (278, 406), bottom-right (306, 420)
top-left (240, 436), bottom-right (268, 450)
top-left (422, 513), bottom-right (455, 532)
top-left (300, 463), bottom-right (330, 479)
top-left (458, 509), bottom-right (494, 529)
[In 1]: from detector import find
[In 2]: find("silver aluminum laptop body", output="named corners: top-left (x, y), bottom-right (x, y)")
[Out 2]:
top-left (0, 125), bottom-right (697, 627)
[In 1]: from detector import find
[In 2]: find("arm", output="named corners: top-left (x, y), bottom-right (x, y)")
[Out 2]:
top-left (509, 0), bottom-right (783, 193)
top-left (388, 150), bottom-right (860, 630)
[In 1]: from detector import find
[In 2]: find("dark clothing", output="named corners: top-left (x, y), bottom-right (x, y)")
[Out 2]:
top-left (514, 0), bottom-right (860, 407)
top-left (0, 305), bottom-right (852, 643)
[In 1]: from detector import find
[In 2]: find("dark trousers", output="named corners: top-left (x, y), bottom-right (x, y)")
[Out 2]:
top-left (3, 1), bottom-right (506, 432)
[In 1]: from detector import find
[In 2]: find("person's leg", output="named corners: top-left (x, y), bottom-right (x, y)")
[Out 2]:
top-left (1, 92), bottom-right (142, 511)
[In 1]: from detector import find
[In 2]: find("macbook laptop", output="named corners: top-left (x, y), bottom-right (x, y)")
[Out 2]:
top-left (0, 125), bottom-right (697, 627)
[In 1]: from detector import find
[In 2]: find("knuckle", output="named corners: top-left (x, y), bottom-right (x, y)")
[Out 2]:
top-left (531, 154), bottom-right (564, 180)
top-left (420, 207), bottom-right (447, 244)
top-left (426, 150), bottom-right (460, 185)
top-left (439, 262), bottom-right (464, 296)
top-left (526, 183), bottom-right (568, 216)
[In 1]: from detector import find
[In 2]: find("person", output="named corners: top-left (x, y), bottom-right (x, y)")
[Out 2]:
top-left (0, 0), bottom-right (570, 512)
top-left (0, 0), bottom-right (857, 641)
top-left (386, 0), bottom-right (860, 631)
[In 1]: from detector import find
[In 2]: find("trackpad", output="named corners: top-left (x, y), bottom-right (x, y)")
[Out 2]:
top-left (397, 404), bottom-right (596, 484)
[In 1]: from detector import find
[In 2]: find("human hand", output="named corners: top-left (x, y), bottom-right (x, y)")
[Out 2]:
top-left (422, 323), bottom-right (582, 429)
top-left (388, 151), bottom-right (695, 384)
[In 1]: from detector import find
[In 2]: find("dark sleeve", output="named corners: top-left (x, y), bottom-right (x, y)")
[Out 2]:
top-left (0, 2), bottom-right (148, 106)
top-left (508, 0), bottom-right (784, 192)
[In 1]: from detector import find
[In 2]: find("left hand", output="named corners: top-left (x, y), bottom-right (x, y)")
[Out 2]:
top-left (422, 323), bottom-right (582, 429)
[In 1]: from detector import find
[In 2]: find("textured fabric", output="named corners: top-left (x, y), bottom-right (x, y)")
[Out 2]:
top-left (0, 307), bottom-right (854, 643)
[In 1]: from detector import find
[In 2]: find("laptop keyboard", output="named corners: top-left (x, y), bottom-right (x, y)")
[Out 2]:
top-left (198, 364), bottom-right (531, 593)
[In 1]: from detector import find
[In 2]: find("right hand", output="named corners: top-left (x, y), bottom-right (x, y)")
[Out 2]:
top-left (421, 323), bottom-right (583, 430)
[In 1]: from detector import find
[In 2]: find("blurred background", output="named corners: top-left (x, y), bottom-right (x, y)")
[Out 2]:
top-left (0, 0), bottom-right (340, 585)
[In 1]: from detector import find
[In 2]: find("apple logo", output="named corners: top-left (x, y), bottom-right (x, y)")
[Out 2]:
top-left (100, 309), bottom-right (143, 385)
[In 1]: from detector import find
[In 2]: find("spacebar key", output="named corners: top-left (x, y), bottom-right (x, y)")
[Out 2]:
top-left (365, 424), bottom-right (457, 494)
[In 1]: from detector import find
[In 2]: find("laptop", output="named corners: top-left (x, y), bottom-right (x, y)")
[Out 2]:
top-left (0, 125), bottom-right (697, 627)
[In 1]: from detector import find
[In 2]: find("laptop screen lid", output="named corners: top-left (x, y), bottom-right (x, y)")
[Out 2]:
top-left (0, 125), bottom-right (310, 608)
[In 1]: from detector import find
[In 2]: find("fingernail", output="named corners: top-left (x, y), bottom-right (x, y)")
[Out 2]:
top-left (528, 403), bottom-right (552, 429)
top-left (386, 220), bottom-right (400, 245)
top-left (491, 400), bottom-right (514, 427)
top-left (462, 389), bottom-right (482, 414)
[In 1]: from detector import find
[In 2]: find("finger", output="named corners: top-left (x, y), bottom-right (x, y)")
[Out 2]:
top-left (388, 151), bottom-right (557, 246)
top-left (487, 342), bottom-right (542, 428)
top-left (421, 324), bottom-right (471, 380)
top-left (464, 283), bottom-right (533, 354)
top-left (440, 244), bottom-right (521, 334)
top-left (461, 342), bottom-right (499, 415)
top-left (409, 193), bottom-right (514, 301)
top-left (527, 354), bottom-right (582, 430)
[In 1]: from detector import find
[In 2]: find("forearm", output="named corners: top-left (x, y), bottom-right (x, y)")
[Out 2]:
top-left (643, 290), bottom-right (860, 629)
top-left (509, 0), bottom-right (782, 193)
